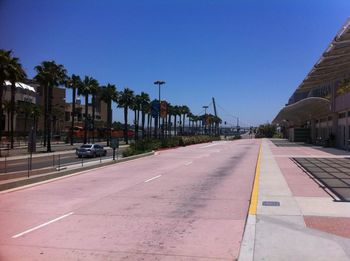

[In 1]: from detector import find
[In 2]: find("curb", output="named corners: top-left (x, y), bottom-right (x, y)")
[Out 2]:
top-left (0, 151), bottom-right (155, 193)
top-left (238, 141), bottom-right (263, 261)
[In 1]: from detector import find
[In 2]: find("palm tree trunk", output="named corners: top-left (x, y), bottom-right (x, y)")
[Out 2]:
top-left (107, 100), bottom-right (111, 146)
top-left (84, 94), bottom-right (88, 144)
top-left (141, 111), bottom-right (146, 139)
top-left (10, 82), bottom-right (15, 149)
top-left (174, 115), bottom-right (177, 136)
top-left (0, 85), bottom-right (3, 146)
top-left (70, 86), bottom-right (76, 145)
top-left (92, 94), bottom-right (96, 143)
top-left (134, 109), bottom-right (137, 141)
top-left (124, 106), bottom-right (128, 144)
top-left (47, 85), bottom-right (53, 152)
top-left (167, 114), bottom-right (171, 138)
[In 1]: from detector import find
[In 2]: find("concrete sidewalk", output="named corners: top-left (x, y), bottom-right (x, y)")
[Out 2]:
top-left (239, 139), bottom-right (350, 260)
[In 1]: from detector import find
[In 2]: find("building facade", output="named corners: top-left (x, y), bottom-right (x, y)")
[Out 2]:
top-left (274, 18), bottom-right (350, 149)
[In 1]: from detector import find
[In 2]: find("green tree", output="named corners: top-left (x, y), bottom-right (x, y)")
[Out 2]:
top-left (65, 74), bottom-right (82, 145)
top-left (34, 61), bottom-right (67, 152)
top-left (100, 83), bottom-right (117, 146)
top-left (117, 88), bottom-right (134, 144)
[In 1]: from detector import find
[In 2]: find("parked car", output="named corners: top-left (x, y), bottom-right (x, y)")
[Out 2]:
top-left (76, 144), bottom-right (107, 158)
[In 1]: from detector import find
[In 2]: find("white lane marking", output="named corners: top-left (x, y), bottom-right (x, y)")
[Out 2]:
top-left (185, 161), bottom-right (193, 166)
top-left (12, 212), bottom-right (74, 238)
top-left (200, 143), bottom-right (222, 148)
top-left (144, 175), bottom-right (162, 183)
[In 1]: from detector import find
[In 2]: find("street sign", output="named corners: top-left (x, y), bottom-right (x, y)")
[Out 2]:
top-left (110, 138), bottom-right (119, 149)
top-left (151, 100), bottom-right (160, 117)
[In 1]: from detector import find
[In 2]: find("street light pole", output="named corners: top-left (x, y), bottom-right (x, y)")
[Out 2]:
top-left (154, 80), bottom-right (165, 138)
top-left (203, 105), bottom-right (208, 135)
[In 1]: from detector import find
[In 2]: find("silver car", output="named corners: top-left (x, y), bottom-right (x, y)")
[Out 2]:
top-left (76, 144), bottom-right (107, 158)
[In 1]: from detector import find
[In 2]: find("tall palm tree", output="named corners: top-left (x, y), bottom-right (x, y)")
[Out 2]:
top-left (117, 88), bottom-right (134, 144)
top-left (0, 49), bottom-right (12, 144)
top-left (65, 74), bottom-right (82, 145)
top-left (5, 51), bottom-right (27, 148)
top-left (173, 105), bottom-right (180, 136)
top-left (34, 61), bottom-right (67, 152)
top-left (100, 83), bottom-right (117, 146)
top-left (78, 76), bottom-right (98, 144)
top-left (139, 92), bottom-right (150, 139)
top-left (167, 103), bottom-right (175, 137)
top-left (179, 105), bottom-right (190, 135)
top-left (16, 101), bottom-right (33, 132)
top-left (132, 94), bottom-right (142, 140)
top-left (90, 81), bottom-right (100, 143)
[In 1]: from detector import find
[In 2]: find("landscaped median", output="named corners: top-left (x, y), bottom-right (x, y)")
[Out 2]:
top-left (123, 135), bottom-right (221, 157)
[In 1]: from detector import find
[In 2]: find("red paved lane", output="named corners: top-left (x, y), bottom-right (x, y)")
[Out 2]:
top-left (0, 139), bottom-right (260, 260)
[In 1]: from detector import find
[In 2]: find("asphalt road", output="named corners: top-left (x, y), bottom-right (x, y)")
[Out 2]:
top-left (0, 148), bottom-right (123, 174)
top-left (0, 139), bottom-right (260, 260)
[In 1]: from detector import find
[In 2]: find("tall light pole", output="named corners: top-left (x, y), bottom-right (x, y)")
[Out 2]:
top-left (203, 105), bottom-right (208, 135)
top-left (154, 80), bottom-right (165, 138)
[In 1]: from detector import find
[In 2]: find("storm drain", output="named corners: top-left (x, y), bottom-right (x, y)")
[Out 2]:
top-left (293, 157), bottom-right (350, 202)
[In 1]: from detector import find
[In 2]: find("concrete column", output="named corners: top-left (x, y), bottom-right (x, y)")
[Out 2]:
top-left (331, 113), bottom-right (339, 147)
top-left (310, 119), bottom-right (316, 144)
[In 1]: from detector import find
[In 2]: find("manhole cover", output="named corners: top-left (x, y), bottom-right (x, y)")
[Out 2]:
top-left (262, 201), bottom-right (280, 206)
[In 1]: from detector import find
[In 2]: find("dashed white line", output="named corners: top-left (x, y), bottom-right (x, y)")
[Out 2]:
top-left (185, 161), bottom-right (193, 166)
top-left (12, 212), bottom-right (74, 238)
top-left (144, 175), bottom-right (162, 183)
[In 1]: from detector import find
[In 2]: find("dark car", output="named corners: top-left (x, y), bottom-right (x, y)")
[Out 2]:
top-left (76, 144), bottom-right (107, 158)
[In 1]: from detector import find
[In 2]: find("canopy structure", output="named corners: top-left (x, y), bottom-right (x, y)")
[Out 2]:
top-left (273, 97), bottom-right (331, 126)
top-left (294, 18), bottom-right (350, 93)
top-left (4, 80), bottom-right (36, 93)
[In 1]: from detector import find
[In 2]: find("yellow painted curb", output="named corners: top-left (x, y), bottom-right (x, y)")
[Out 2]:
top-left (248, 142), bottom-right (262, 215)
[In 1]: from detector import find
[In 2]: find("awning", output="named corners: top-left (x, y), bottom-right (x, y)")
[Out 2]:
top-left (273, 97), bottom-right (331, 126)
top-left (4, 80), bottom-right (36, 93)
top-left (294, 18), bottom-right (350, 93)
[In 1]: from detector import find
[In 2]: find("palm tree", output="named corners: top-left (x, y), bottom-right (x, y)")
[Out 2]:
top-left (0, 49), bottom-right (27, 149)
top-left (117, 88), bottom-right (134, 144)
top-left (132, 94), bottom-right (143, 140)
top-left (167, 103), bottom-right (174, 137)
top-left (3, 100), bottom-right (11, 136)
top-left (139, 92), bottom-right (150, 139)
top-left (90, 81), bottom-right (100, 143)
top-left (172, 105), bottom-right (181, 136)
top-left (179, 105), bottom-right (190, 135)
top-left (65, 74), bottom-right (82, 145)
top-left (0, 49), bottom-right (12, 144)
top-left (34, 61), bottom-right (67, 152)
top-left (78, 76), bottom-right (98, 144)
top-left (100, 83), bottom-right (117, 146)
top-left (16, 101), bottom-right (33, 132)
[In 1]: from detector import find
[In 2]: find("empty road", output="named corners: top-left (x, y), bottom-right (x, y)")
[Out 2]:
top-left (0, 139), bottom-right (260, 260)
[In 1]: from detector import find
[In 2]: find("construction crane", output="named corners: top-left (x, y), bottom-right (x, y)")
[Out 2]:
top-left (212, 97), bottom-right (219, 136)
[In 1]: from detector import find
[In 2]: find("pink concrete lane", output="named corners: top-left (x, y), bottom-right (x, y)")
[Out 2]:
top-left (0, 139), bottom-right (260, 260)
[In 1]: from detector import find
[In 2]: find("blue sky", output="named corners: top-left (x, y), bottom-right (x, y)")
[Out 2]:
top-left (1, 0), bottom-right (350, 127)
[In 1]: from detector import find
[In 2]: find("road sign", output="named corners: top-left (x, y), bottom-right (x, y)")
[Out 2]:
top-left (110, 138), bottom-right (119, 149)
top-left (151, 100), bottom-right (160, 117)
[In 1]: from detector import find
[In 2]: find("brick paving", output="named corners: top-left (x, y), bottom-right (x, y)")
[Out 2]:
top-left (304, 216), bottom-right (350, 239)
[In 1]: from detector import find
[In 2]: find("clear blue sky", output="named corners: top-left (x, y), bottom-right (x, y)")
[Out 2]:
top-left (1, 0), bottom-right (350, 127)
